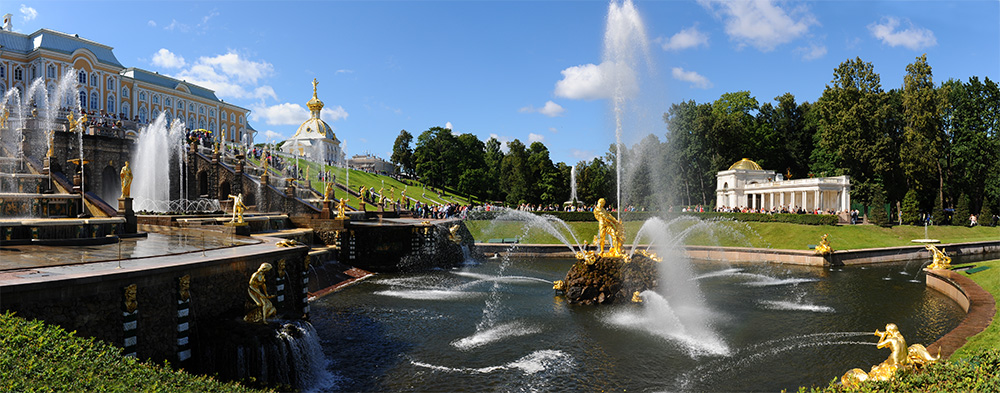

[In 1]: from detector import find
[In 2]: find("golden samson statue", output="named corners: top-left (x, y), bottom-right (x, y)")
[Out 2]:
top-left (925, 244), bottom-right (951, 270)
top-left (841, 323), bottom-right (939, 387)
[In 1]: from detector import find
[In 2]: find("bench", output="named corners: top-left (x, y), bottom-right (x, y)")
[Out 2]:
top-left (965, 266), bottom-right (991, 275)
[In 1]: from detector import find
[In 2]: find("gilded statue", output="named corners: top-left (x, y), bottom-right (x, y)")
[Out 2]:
top-left (229, 193), bottom-right (247, 224)
top-left (925, 244), bottom-right (951, 270)
top-left (276, 259), bottom-right (286, 278)
top-left (120, 161), bottom-right (133, 199)
top-left (358, 186), bottom-right (367, 210)
top-left (553, 280), bottom-right (565, 291)
top-left (593, 198), bottom-right (624, 257)
top-left (814, 234), bottom-right (833, 255)
top-left (336, 197), bottom-right (348, 219)
top-left (178, 275), bottom-right (191, 302)
top-left (631, 291), bottom-right (643, 303)
top-left (67, 113), bottom-right (88, 133)
top-left (0, 108), bottom-right (8, 128)
top-left (324, 181), bottom-right (334, 201)
top-left (244, 263), bottom-right (276, 323)
top-left (841, 323), bottom-right (939, 387)
top-left (123, 284), bottom-right (138, 313)
top-left (448, 224), bottom-right (461, 243)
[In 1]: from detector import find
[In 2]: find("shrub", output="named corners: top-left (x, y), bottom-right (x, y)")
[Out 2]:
top-left (901, 189), bottom-right (921, 225)
top-left (0, 311), bottom-right (265, 393)
top-left (953, 193), bottom-right (971, 227)
top-left (467, 210), bottom-right (839, 225)
top-left (798, 348), bottom-right (1000, 392)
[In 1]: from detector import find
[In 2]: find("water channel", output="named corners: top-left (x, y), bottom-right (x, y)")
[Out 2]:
top-left (309, 258), bottom-right (963, 392)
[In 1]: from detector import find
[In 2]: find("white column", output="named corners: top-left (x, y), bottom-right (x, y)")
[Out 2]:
top-left (780, 192), bottom-right (785, 208)
top-left (802, 191), bottom-right (808, 210)
top-left (816, 190), bottom-right (822, 211)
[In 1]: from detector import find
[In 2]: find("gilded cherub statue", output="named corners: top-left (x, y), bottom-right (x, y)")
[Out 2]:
top-left (120, 161), bottom-right (133, 198)
top-left (925, 244), bottom-right (951, 270)
top-left (324, 181), bottom-right (334, 202)
top-left (841, 323), bottom-right (939, 387)
top-left (244, 263), bottom-right (276, 323)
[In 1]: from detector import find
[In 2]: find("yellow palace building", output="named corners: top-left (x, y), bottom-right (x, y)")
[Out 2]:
top-left (0, 17), bottom-right (254, 145)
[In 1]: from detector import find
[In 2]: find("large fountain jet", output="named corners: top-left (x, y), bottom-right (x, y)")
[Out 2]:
top-left (602, 0), bottom-right (652, 216)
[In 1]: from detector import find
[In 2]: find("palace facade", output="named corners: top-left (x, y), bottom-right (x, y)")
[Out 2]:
top-left (716, 158), bottom-right (852, 213)
top-left (0, 21), bottom-right (253, 144)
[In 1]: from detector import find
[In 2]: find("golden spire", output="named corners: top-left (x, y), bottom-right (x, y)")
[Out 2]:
top-left (307, 78), bottom-right (324, 116)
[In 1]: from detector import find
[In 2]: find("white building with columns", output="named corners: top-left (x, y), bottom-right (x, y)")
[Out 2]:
top-left (716, 159), bottom-right (851, 212)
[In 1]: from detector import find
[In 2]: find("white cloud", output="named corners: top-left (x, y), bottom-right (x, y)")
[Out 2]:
top-left (554, 61), bottom-right (636, 100)
top-left (797, 43), bottom-right (827, 61)
top-left (263, 130), bottom-right (284, 142)
top-left (659, 25), bottom-right (709, 51)
top-left (445, 122), bottom-right (453, 130)
top-left (868, 17), bottom-right (937, 50)
top-left (699, 0), bottom-right (817, 52)
top-left (147, 20), bottom-right (157, 27)
top-left (519, 100), bottom-right (565, 117)
top-left (250, 102), bottom-right (348, 126)
top-left (19, 4), bottom-right (37, 22)
top-left (167, 51), bottom-right (276, 100)
top-left (164, 19), bottom-right (186, 32)
top-left (672, 67), bottom-right (713, 89)
top-left (549, 127), bottom-right (558, 133)
top-left (529, 133), bottom-right (545, 143)
top-left (151, 48), bottom-right (186, 69)
top-left (335, 69), bottom-right (354, 74)
top-left (571, 149), bottom-right (597, 161)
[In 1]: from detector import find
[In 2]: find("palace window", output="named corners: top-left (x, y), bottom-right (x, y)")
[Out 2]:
top-left (199, 119), bottom-right (205, 129)
top-left (107, 95), bottom-right (115, 113)
top-left (189, 114), bottom-right (195, 126)
top-left (47, 64), bottom-right (55, 79)
top-left (106, 77), bottom-right (115, 90)
top-left (239, 115), bottom-right (244, 124)
top-left (152, 109), bottom-right (159, 120)
top-left (165, 97), bottom-right (172, 107)
top-left (189, 103), bottom-right (194, 112)
top-left (209, 122), bottom-right (215, 132)
top-left (122, 87), bottom-right (129, 98)
top-left (139, 107), bottom-right (147, 123)
top-left (177, 100), bottom-right (183, 109)
top-left (152, 95), bottom-right (159, 104)
top-left (209, 109), bottom-right (215, 117)
top-left (79, 91), bottom-right (86, 108)
top-left (90, 92), bottom-right (98, 110)
top-left (30, 66), bottom-right (37, 81)
top-left (121, 103), bottom-right (129, 118)
top-left (230, 113), bottom-right (235, 122)
top-left (0, 65), bottom-right (6, 78)
top-left (14, 67), bottom-right (22, 81)
top-left (77, 70), bottom-right (86, 84)
top-left (90, 74), bottom-right (98, 87)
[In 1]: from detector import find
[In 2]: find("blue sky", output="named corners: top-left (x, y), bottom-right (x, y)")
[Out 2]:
top-left (13, 1), bottom-right (999, 165)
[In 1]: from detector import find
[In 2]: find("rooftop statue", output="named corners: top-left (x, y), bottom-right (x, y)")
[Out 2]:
top-left (244, 263), bottom-right (276, 323)
top-left (925, 244), bottom-right (951, 270)
top-left (840, 323), bottom-right (939, 387)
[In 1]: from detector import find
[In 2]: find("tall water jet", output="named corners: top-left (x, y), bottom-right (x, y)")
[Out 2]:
top-left (569, 164), bottom-right (577, 203)
top-left (602, 0), bottom-right (651, 216)
top-left (132, 113), bottom-right (185, 212)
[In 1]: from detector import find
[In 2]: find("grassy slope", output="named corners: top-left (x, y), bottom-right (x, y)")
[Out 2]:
top-left (247, 157), bottom-right (479, 210)
top-left (467, 220), bottom-right (1000, 250)
top-left (0, 312), bottom-right (264, 393)
top-left (950, 259), bottom-right (1000, 360)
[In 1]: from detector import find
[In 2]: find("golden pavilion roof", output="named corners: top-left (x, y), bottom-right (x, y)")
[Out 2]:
top-left (728, 158), bottom-right (763, 171)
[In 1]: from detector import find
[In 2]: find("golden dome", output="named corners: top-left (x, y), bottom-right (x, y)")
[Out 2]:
top-left (728, 158), bottom-right (762, 171)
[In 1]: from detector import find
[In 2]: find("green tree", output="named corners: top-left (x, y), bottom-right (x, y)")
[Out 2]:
top-left (953, 193), bottom-right (971, 226)
top-left (813, 57), bottom-right (896, 215)
top-left (501, 139), bottom-right (530, 205)
top-left (900, 54), bottom-right (943, 207)
top-left (390, 129), bottom-right (414, 175)
top-left (901, 189), bottom-right (921, 225)
top-left (868, 185), bottom-right (892, 227)
top-left (413, 127), bottom-right (459, 187)
top-left (933, 192), bottom-right (947, 225)
top-left (483, 137), bottom-right (504, 201)
top-left (663, 100), bottom-right (715, 207)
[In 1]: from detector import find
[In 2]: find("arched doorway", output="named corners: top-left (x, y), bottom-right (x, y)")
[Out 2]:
top-left (219, 181), bottom-right (231, 200)
top-left (101, 165), bottom-right (118, 204)
top-left (198, 171), bottom-right (209, 198)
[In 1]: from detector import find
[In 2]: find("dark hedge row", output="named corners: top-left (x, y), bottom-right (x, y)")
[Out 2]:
top-left (0, 312), bottom-right (265, 393)
top-left (468, 210), bottom-right (840, 225)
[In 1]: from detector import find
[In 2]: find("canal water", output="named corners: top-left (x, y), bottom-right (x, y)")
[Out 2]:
top-left (308, 258), bottom-right (963, 392)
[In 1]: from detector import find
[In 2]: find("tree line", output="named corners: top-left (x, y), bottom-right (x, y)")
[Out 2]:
top-left (390, 54), bottom-right (999, 224)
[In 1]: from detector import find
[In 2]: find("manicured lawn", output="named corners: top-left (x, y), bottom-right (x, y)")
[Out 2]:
top-left (467, 219), bottom-right (1000, 251)
top-left (246, 157), bottom-right (480, 210)
top-left (950, 259), bottom-right (1000, 360)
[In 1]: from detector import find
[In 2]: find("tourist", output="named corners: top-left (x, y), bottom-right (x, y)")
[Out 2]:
top-left (970, 214), bottom-right (978, 227)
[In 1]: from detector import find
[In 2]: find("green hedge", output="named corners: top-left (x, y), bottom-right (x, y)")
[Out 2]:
top-left (468, 210), bottom-right (839, 225)
top-left (798, 348), bottom-right (1000, 392)
top-left (0, 312), bottom-right (266, 393)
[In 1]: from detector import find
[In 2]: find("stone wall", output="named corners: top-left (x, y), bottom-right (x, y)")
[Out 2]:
top-left (0, 238), bottom-right (309, 366)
